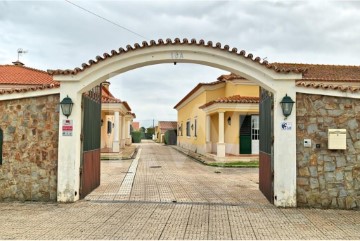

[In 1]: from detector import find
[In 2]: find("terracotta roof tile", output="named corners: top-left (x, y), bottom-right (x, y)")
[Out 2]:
top-left (0, 65), bottom-right (57, 85)
top-left (0, 83), bottom-right (60, 95)
top-left (273, 63), bottom-right (360, 82)
top-left (158, 121), bottom-right (178, 131)
top-left (295, 82), bottom-right (360, 92)
top-left (101, 86), bottom-right (122, 103)
top-left (199, 95), bottom-right (259, 109)
top-left (217, 73), bottom-right (246, 81)
top-left (48, 38), bottom-right (305, 76)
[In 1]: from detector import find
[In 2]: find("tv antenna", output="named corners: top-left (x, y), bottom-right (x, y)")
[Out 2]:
top-left (17, 48), bottom-right (28, 61)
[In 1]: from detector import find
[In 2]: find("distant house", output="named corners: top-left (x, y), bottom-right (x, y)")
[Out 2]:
top-left (174, 73), bottom-right (259, 161)
top-left (101, 81), bottom-right (136, 152)
top-left (132, 121), bottom-right (140, 131)
top-left (155, 121), bottom-right (177, 143)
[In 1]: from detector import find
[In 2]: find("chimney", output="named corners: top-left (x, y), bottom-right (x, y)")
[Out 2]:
top-left (102, 81), bottom-right (110, 90)
top-left (12, 61), bottom-right (24, 66)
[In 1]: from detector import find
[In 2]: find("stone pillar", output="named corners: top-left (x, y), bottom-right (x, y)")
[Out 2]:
top-left (217, 112), bottom-right (225, 157)
top-left (206, 115), bottom-right (211, 152)
top-left (112, 112), bottom-right (120, 152)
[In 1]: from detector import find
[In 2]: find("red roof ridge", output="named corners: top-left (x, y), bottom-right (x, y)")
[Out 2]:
top-left (0, 64), bottom-right (51, 74)
top-left (0, 83), bottom-right (60, 95)
top-left (199, 95), bottom-right (259, 109)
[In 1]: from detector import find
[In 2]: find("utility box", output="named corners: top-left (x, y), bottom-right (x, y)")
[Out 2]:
top-left (328, 129), bottom-right (346, 150)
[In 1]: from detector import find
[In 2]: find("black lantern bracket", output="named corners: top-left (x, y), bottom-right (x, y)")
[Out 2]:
top-left (60, 95), bottom-right (74, 119)
top-left (280, 94), bottom-right (295, 120)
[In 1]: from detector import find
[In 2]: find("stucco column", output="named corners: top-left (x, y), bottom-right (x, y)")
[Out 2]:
top-left (206, 115), bottom-right (211, 153)
top-left (57, 87), bottom-right (82, 202)
top-left (125, 119), bottom-right (131, 145)
top-left (112, 112), bottom-right (120, 152)
top-left (273, 88), bottom-right (297, 207)
top-left (217, 112), bottom-right (225, 157)
top-left (121, 116), bottom-right (126, 148)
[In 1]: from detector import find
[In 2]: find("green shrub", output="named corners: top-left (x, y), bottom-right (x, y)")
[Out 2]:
top-left (131, 131), bottom-right (142, 143)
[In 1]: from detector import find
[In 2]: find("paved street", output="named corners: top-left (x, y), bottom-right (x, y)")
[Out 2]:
top-left (0, 141), bottom-right (360, 240)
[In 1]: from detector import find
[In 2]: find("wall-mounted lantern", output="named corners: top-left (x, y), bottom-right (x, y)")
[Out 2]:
top-left (227, 116), bottom-right (232, 125)
top-left (191, 124), bottom-right (194, 130)
top-left (280, 94), bottom-right (295, 119)
top-left (60, 95), bottom-right (74, 119)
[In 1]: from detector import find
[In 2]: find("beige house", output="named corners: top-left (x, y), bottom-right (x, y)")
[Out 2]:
top-left (174, 73), bottom-right (259, 161)
top-left (101, 82), bottom-right (136, 152)
top-left (155, 121), bottom-right (178, 143)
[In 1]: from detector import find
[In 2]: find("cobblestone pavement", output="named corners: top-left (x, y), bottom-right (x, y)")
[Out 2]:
top-left (1, 141), bottom-right (360, 240)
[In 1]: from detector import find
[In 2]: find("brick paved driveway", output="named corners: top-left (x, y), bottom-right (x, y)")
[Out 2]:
top-left (1, 141), bottom-right (360, 240)
top-left (87, 141), bottom-right (266, 206)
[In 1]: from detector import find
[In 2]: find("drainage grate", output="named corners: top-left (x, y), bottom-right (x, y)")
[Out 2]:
top-left (149, 166), bottom-right (162, 168)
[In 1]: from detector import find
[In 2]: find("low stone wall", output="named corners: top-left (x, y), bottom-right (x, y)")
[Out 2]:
top-left (296, 93), bottom-right (360, 209)
top-left (0, 94), bottom-right (59, 201)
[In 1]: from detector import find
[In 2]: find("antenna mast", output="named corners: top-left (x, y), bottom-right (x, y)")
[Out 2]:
top-left (17, 48), bottom-right (28, 61)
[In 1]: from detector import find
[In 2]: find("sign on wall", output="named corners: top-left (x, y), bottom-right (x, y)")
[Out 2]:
top-left (62, 119), bottom-right (73, 136)
top-left (281, 122), bottom-right (292, 131)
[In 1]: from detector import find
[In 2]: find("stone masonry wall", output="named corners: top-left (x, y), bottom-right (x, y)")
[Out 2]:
top-left (296, 93), bottom-right (360, 209)
top-left (0, 94), bottom-right (59, 201)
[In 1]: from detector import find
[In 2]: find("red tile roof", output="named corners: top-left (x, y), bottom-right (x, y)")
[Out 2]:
top-left (47, 38), bottom-right (306, 76)
top-left (158, 121), bottom-right (178, 132)
top-left (0, 65), bottom-right (56, 85)
top-left (101, 86), bottom-right (122, 103)
top-left (273, 63), bottom-right (360, 82)
top-left (0, 83), bottom-right (60, 95)
top-left (217, 73), bottom-right (246, 81)
top-left (295, 82), bottom-right (360, 92)
top-left (199, 95), bottom-right (259, 109)
top-left (132, 122), bottom-right (140, 130)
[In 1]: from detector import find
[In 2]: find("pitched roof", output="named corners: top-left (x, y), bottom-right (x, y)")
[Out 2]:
top-left (0, 65), bottom-right (56, 85)
top-left (273, 63), bottom-right (360, 82)
top-left (132, 122), bottom-right (140, 130)
top-left (199, 95), bottom-right (259, 109)
top-left (217, 73), bottom-right (245, 81)
top-left (0, 83), bottom-right (60, 95)
top-left (101, 86), bottom-right (122, 103)
top-left (174, 79), bottom-right (225, 109)
top-left (158, 121), bottom-right (178, 131)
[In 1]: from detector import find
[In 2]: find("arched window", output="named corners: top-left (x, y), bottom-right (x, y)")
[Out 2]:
top-left (0, 128), bottom-right (3, 165)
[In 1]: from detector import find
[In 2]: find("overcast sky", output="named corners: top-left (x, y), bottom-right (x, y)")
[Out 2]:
top-left (1, 0), bottom-right (360, 127)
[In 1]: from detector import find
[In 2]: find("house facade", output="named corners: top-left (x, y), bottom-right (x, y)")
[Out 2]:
top-left (155, 121), bottom-right (177, 143)
top-left (100, 81), bottom-right (136, 152)
top-left (174, 73), bottom-right (259, 160)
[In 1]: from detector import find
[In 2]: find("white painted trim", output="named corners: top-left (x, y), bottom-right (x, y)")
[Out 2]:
top-left (201, 103), bottom-right (259, 114)
top-left (0, 88), bottom-right (60, 101)
top-left (175, 83), bottom-right (225, 110)
top-left (295, 86), bottom-right (360, 99)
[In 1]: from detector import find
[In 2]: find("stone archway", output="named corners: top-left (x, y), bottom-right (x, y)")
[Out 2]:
top-left (49, 38), bottom-right (303, 207)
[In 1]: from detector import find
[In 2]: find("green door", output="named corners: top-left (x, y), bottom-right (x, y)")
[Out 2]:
top-left (240, 115), bottom-right (252, 154)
